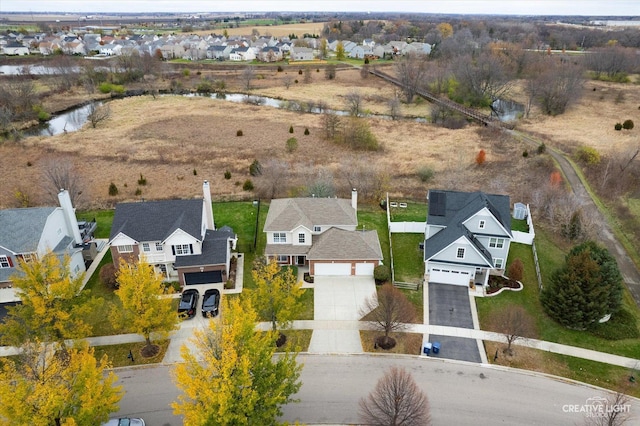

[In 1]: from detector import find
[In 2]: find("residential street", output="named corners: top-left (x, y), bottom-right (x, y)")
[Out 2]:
top-left (110, 354), bottom-right (640, 425)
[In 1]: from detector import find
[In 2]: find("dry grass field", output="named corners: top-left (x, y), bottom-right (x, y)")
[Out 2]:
top-left (215, 22), bottom-right (327, 38)
top-left (1, 66), bottom-right (638, 209)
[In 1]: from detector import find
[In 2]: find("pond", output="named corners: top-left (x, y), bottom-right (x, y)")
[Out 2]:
top-left (0, 64), bottom-right (82, 75)
top-left (491, 98), bottom-right (525, 122)
top-left (23, 102), bottom-right (102, 137)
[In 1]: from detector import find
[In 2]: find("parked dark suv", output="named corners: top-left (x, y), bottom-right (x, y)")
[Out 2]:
top-left (202, 288), bottom-right (220, 318)
top-left (178, 289), bottom-right (199, 319)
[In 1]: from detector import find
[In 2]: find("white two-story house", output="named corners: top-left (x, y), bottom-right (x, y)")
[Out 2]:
top-left (264, 190), bottom-right (383, 276)
top-left (424, 190), bottom-right (512, 288)
top-left (108, 181), bottom-right (237, 287)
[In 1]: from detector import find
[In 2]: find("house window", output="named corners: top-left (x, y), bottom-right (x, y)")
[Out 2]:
top-left (142, 243), bottom-right (151, 252)
top-left (117, 245), bottom-right (133, 253)
top-left (489, 238), bottom-right (505, 249)
top-left (494, 258), bottom-right (504, 269)
top-left (74, 264), bottom-right (80, 274)
top-left (277, 255), bottom-right (289, 263)
top-left (20, 253), bottom-right (36, 263)
top-left (273, 233), bottom-right (286, 243)
top-left (479, 220), bottom-right (485, 229)
top-left (313, 226), bottom-right (321, 232)
top-left (456, 248), bottom-right (465, 259)
top-left (173, 244), bottom-right (192, 256)
top-left (0, 256), bottom-right (12, 268)
top-left (155, 242), bottom-right (163, 251)
top-left (298, 233), bottom-right (305, 243)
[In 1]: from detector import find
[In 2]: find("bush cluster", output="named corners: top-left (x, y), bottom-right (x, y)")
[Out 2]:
top-left (576, 146), bottom-right (601, 165)
top-left (416, 165), bottom-right (434, 182)
top-left (243, 179), bottom-right (254, 191)
top-left (249, 159), bottom-right (262, 176)
top-left (286, 137), bottom-right (298, 153)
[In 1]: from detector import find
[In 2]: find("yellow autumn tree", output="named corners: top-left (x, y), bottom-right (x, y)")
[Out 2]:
top-left (0, 252), bottom-right (92, 347)
top-left (172, 297), bottom-right (302, 426)
top-left (251, 259), bottom-right (304, 334)
top-left (437, 22), bottom-right (453, 39)
top-left (0, 340), bottom-right (122, 426)
top-left (336, 41), bottom-right (346, 60)
top-left (113, 257), bottom-right (179, 357)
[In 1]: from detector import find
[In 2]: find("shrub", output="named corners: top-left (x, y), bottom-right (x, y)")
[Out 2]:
top-left (289, 125), bottom-right (294, 133)
top-left (243, 179), bottom-right (254, 191)
top-left (137, 174), bottom-right (147, 185)
top-left (537, 143), bottom-right (546, 154)
top-left (522, 150), bottom-right (529, 157)
top-left (224, 170), bottom-right (231, 179)
top-left (364, 57), bottom-right (370, 64)
top-left (623, 119), bottom-right (634, 130)
top-left (294, 79), bottom-right (299, 84)
top-left (475, 149), bottom-right (486, 165)
top-left (182, 69), bottom-right (190, 77)
top-left (304, 127), bottom-right (310, 135)
top-left (373, 264), bottom-right (390, 284)
top-left (416, 165), bottom-right (434, 182)
top-left (249, 159), bottom-right (262, 176)
top-left (614, 122), bottom-right (623, 131)
top-left (134, 188), bottom-right (142, 196)
top-left (576, 146), bottom-right (601, 165)
top-left (298, 69), bottom-right (303, 75)
top-left (108, 182), bottom-right (118, 196)
top-left (286, 137), bottom-right (298, 153)
top-left (98, 82), bottom-right (113, 94)
top-left (193, 169), bottom-right (197, 176)
top-left (277, 65), bottom-right (283, 72)
top-left (99, 263), bottom-right (118, 289)
top-left (236, 129), bottom-right (243, 136)
top-left (507, 258), bottom-right (524, 282)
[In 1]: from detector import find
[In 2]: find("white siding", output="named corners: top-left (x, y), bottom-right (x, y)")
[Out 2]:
top-left (314, 262), bottom-right (352, 276)
top-left (355, 263), bottom-right (375, 276)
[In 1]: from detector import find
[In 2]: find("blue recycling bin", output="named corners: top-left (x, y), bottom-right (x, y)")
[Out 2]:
top-left (432, 342), bottom-right (441, 354)
top-left (423, 342), bottom-right (432, 355)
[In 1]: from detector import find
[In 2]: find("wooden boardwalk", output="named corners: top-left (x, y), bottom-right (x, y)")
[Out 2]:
top-left (370, 68), bottom-right (512, 128)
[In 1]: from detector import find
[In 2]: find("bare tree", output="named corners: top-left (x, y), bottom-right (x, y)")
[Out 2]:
top-left (42, 159), bottom-right (84, 206)
top-left (325, 64), bottom-right (337, 80)
top-left (359, 367), bottom-right (431, 426)
top-left (256, 159), bottom-right (290, 199)
top-left (47, 55), bottom-right (79, 91)
top-left (282, 75), bottom-right (293, 89)
top-left (453, 53), bottom-right (513, 106)
top-left (394, 52), bottom-right (429, 103)
top-left (0, 80), bottom-right (38, 120)
top-left (360, 283), bottom-right (417, 349)
top-left (527, 57), bottom-right (584, 116)
top-left (304, 168), bottom-right (336, 198)
top-left (490, 305), bottom-right (536, 356)
top-left (345, 91), bottom-right (363, 117)
top-left (387, 96), bottom-right (401, 120)
top-left (240, 66), bottom-right (255, 91)
top-left (303, 66), bottom-right (312, 84)
top-left (582, 392), bottom-right (632, 426)
top-left (87, 102), bottom-right (111, 128)
top-left (321, 110), bottom-right (341, 140)
top-left (586, 46), bottom-right (635, 80)
top-left (340, 160), bottom-right (389, 203)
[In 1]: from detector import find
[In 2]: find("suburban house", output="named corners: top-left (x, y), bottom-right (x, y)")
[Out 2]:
top-left (108, 181), bottom-right (237, 287)
top-left (0, 190), bottom-right (95, 289)
top-left (424, 189), bottom-right (512, 288)
top-left (264, 190), bottom-right (383, 276)
top-left (289, 46), bottom-right (314, 61)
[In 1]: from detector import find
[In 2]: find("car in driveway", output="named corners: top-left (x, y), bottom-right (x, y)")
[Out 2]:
top-left (202, 288), bottom-right (220, 318)
top-left (178, 289), bottom-right (199, 319)
top-left (103, 418), bottom-right (145, 426)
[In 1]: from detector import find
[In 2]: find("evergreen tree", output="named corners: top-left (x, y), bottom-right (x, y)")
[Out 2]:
top-left (541, 241), bottom-right (623, 329)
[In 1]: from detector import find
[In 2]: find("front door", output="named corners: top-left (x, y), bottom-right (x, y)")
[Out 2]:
top-left (297, 256), bottom-right (306, 265)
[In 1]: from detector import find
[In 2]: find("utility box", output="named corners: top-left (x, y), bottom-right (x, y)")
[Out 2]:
top-left (423, 342), bottom-right (432, 355)
top-left (432, 342), bottom-right (441, 354)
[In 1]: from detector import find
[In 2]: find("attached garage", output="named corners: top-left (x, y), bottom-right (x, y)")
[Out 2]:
top-left (428, 267), bottom-right (471, 286)
top-left (355, 262), bottom-right (375, 276)
top-left (314, 262), bottom-right (352, 276)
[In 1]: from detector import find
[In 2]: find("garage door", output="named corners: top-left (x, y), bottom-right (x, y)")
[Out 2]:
top-left (184, 270), bottom-right (223, 285)
top-left (429, 267), bottom-right (470, 286)
top-left (314, 262), bottom-right (352, 276)
top-left (355, 263), bottom-right (375, 276)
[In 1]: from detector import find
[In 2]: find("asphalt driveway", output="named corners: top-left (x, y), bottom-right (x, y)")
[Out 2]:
top-left (308, 276), bottom-right (376, 353)
top-left (427, 283), bottom-right (481, 363)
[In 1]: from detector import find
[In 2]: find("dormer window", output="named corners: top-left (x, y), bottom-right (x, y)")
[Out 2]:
top-left (314, 226), bottom-right (321, 232)
top-left (479, 220), bottom-right (485, 229)
top-left (456, 248), bottom-right (465, 259)
top-left (298, 233), bottom-right (305, 243)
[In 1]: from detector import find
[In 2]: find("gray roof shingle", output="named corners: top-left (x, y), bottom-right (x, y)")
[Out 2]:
top-left (173, 226), bottom-right (235, 268)
top-left (264, 198), bottom-right (356, 232)
top-left (0, 207), bottom-right (56, 253)
top-left (109, 199), bottom-right (203, 243)
top-left (308, 228), bottom-right (382, 261)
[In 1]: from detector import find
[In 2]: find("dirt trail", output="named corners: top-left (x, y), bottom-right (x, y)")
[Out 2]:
top-left (511, 130), bottom-right (640, 308)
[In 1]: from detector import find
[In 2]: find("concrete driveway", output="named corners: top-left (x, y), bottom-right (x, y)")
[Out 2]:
top-left (308, 276), bottom-right (376, 353)
top-left (427, 283), bottom-right (482, 363)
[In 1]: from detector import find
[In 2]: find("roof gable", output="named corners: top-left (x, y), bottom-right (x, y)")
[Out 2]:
top-left (109, 199), bottom-right (203, 243)
top-left (0, 207), bottom-right (56, 253)
top-left (308, 228), bottom-right (382, 261)
top-left (264, 198), bottom-right (357, 232)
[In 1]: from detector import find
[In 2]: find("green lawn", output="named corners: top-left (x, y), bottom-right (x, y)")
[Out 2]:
top-left (391, 234), bottom-right (424, 283)
top-left (388, 201), bottom-right (427, 222)
top-left (77, 209), bottom-right (115, 239)
top-left (357, 204), bottom-right (391, 264)
top-left (476, 228), bottom-right (640, 359)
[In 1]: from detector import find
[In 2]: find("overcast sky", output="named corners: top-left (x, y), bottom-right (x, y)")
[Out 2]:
top-left (1, 1), bottom-right (638, 16)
